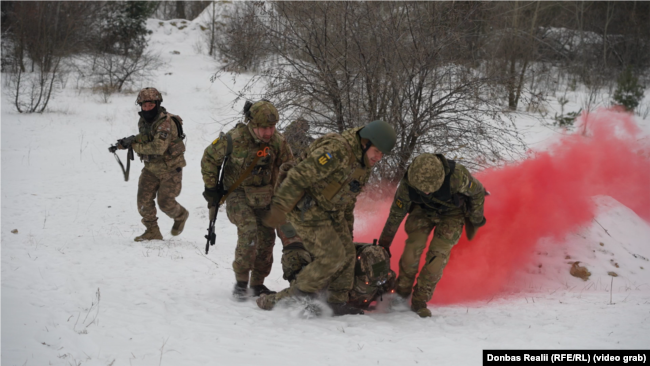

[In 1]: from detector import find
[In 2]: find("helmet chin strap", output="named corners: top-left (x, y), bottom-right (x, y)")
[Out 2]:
top-left (361, 141), bottom-right (372, 168)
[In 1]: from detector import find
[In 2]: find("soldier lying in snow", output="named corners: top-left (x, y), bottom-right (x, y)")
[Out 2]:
top-left (274, 226), bottom-right (396, 311)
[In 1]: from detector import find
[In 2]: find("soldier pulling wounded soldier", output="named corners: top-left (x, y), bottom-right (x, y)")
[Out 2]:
top-left (378, 153), bottom-right (487, 317)
top-left (255, 119), bottom-right (398, 315)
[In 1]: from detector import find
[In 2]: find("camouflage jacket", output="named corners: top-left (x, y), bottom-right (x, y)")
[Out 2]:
top-left (201, 123), bottom-right (294, 201)
top-left (378, 154), bottom-right (485, 248)
top-left (273, 127), bottom-right (370, 229)
top-left (132, 107), bottom-right (186, 176)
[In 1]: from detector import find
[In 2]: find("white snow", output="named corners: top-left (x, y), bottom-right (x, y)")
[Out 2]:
top-left (2, 14), bottom-right (649, 366)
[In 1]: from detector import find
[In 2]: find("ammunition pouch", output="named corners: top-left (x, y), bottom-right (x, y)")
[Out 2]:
top-left (244, 185), bottom-right (274, 209)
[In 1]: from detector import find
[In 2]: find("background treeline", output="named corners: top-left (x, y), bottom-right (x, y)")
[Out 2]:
top-left (2, 1), bottom-right (648, 180)
top-left (212, 1), bottom-right (649, 179)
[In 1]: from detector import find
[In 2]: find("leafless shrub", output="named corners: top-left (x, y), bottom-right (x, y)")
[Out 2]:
top-left (3, 2), bottom-right (97, 113)
top-left (214, 2), bottom-right (270, 72)
top-left (77, 50), bottom-right (164, 98)
top-left (231, 2), bottom-right (525, 181)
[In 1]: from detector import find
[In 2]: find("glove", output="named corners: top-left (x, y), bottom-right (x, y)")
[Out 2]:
top-left (465, 216), bottom-right (486, 241)
top-left (261, 204), bottom-right (288, 228)
top-left (281, 242), bottom-right (312, 282)
top-left (117, 135), bottom-right (137, 149)
top-left (203, 186), bottom-right (224, 207)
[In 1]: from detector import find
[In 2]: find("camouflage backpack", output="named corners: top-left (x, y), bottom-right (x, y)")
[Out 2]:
top-left (348, 242), bottom-right (396, 309)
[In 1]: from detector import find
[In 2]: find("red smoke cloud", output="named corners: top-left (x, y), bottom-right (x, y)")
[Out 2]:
top-left (354, 109), bottom-right (650, 304)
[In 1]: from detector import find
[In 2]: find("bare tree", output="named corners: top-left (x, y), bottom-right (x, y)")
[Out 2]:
top-left (238, 2), bottom-right (524, 181)
top-left (214, 2), bottom-right (269, 71)
top-left (5, 2), bottom-right (98, 113)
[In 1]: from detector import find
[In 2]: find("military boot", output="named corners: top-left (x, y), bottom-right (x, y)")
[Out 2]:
top-left (232, 281), bottom-right (249, 302)
top-left (251, 284), bottom-right (276, 297)
top-left (171, 208), bottom-right (189, 236)
top-left (329, 303), bottom-right (365, 316)
top-left (134, 221), bottom-right (163, 242)
top-left (411, 300), bottom-right (432, 318)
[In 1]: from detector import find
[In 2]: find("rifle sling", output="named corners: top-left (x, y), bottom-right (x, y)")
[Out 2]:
top-left (219, 144), bottom-right (268, 205)
top-left (112, 146), bottom-right (134, 182)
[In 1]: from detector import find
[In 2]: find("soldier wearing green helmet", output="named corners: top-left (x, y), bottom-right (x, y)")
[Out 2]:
top-left (201, 100), bottom-right (294, 300)
top-left (377, 153), bottom-right (487, 318)
top-left (256, 120), bottom-right (397, 316)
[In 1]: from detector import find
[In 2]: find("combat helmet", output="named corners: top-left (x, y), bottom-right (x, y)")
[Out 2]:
top-left (358, 120), bottom-right (397, 154)
top-left (135, 87), bottom-right (163, 105)
top-left (355, 243), bottom-right (391, 287)
top-left (408, 153), bottom-right (445, 194)
top-left (244, 99), bottom-right (279, 128)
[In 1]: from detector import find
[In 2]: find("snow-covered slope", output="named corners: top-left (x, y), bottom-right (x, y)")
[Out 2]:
top-left (2, 15), bottom-right (649, 366)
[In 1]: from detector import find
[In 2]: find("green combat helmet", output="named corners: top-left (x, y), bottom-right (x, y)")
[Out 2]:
top-left (135, 87), bottom-right (163, 105)
top-left (245, 100), bottom-right (279, 128)
top-left (408, 153), bottom-right (445, 194)
top-left (359, 120), bottom-right (397, 154)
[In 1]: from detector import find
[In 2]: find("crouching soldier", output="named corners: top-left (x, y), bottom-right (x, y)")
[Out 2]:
top-left (256, 120), bottom-right (397, 316)
top-left (123, 87), bottom-right (188, 241)
top-left (377, 153), bottom-right (487, 317)
top-left (201, 100), bottom-right (294, 300)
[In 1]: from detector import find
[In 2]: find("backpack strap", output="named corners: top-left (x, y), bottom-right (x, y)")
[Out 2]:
top-left (220, 131), bottom-right (233, 156)
top-left (321, 138), bottom-right (365, 200)
top-left (170, 116), bottom-right (185, 139)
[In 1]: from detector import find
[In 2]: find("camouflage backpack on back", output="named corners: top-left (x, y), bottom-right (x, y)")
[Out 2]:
top-left (348, 243), bottom-right (396, 309)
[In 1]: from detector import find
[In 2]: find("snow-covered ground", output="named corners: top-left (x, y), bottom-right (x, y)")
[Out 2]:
top-left (2, 15), bottom-right (649, 366)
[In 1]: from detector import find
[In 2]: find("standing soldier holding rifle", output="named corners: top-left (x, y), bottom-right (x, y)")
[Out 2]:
top-left (201, 100), bottom-right (294, 300)
top-left (112, 87), bottom-right (189, 242)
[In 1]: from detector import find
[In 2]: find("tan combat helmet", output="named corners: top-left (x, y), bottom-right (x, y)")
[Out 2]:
top-left (408, 153), bottom-right (445, 193)
top-left (135, 87), bottom-right (163, 105)
top-left (246, 100), bottom-right (279, 127)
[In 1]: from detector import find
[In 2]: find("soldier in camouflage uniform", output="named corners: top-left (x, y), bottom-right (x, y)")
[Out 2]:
top-left (256, 120), bottom-right (397, 316)
top-left (121, 87), bottom-right (188, 242)
top-left (282, 119), bottom-right (314, 160)
top-left (201, 100), bottom-right (294, 300)
top-left (377, 153), bottom-right (487, 317)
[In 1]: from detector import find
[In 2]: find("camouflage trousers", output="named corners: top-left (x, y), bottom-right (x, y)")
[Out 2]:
top-left (397, 205), bottom-right (464, 303)
top-left (269, 216), bottom-right (355, 305)
top-left (137, 167), bottom-right (185, 225)
top-left (225, 190), bottom-right (276, 286)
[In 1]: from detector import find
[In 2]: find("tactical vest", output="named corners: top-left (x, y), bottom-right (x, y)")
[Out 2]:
top-left (407, 154), bottom-right (466, 213)
top-left (138, 111), bottom-right (186, 162)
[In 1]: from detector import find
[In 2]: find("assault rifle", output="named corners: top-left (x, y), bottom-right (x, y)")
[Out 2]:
top-left (205, 153), bottom-right (229, 254)
top-left (108, 135), bottom-right (136, 181)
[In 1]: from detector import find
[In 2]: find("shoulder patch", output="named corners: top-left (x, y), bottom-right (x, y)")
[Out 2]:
top-left (317, 152), bottom-right (333, 166)
top-left (212, 138), bottom-right (220, 145)
top-left (395, 198), bottom-right (403, 209)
